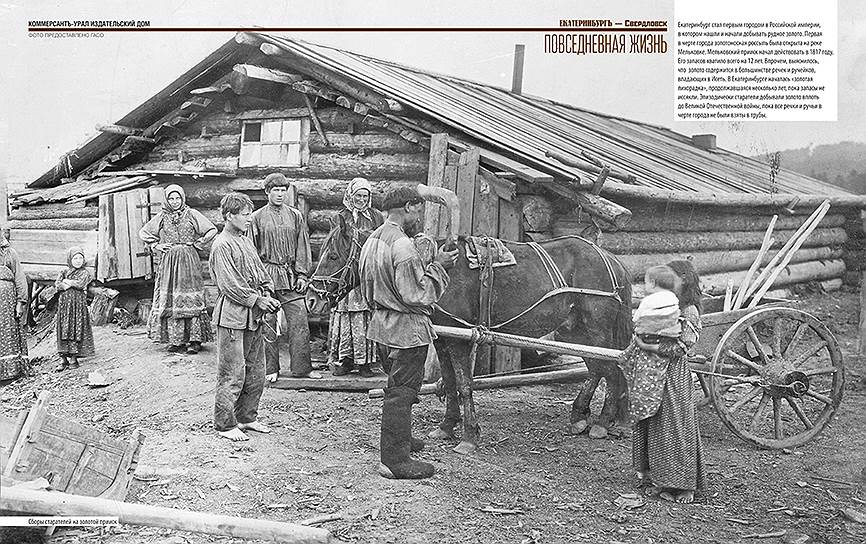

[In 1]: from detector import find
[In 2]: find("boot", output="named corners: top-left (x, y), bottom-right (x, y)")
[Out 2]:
top-left (333, 360), bottom-right (354, 376)
top-left (358, 364), bottom-right (375, 378)
top-left (380, 386), bottom-right (434, 480)
top-left (186, 341), bottom-right (201, 354)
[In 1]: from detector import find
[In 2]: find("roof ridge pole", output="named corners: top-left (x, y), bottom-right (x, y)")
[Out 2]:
top-left (511, 44), bottom-right (525, 95)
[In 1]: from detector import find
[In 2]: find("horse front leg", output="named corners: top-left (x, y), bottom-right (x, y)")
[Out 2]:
top-left (429, 341), bottom-right (460, 440)
top-left (452, 341), bottom-right (480, 455)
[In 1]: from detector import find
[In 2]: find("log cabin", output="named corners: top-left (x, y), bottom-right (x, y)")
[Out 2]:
top-left (8, 32), bottom-right (866, 373)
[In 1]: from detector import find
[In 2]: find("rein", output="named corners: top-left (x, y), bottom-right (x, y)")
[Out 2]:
top-left (434, 235), bottom-right (625, 331)
top-left (310, 228), bottom-right (363, 303)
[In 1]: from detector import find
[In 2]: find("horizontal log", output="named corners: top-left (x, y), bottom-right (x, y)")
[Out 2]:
top-left (598, 227), bottom-right (847, 254)
top-left (700, 259), bottom-right (846, 296)
top-left (21, 264), bottom-right (97, 282)
top-left (132, 157), bottom-right (240, 175)
top-left (96, 124), bottom-right (142, 136)
top-left (0, 486), bottom-right (331, 543)
top-left (308, 133), bottom-right (423, 154)
top-left (602, 183), bottom-right (866, 209)
top-left (181, 179), bottom-right (419, 208)
top-left (10, 230), bottom-right (98, 266)
top-left (555, 209), bottom-right (847, 234)
top-left (369, 365), bottom-right (589, 399)
top-left (7, 218), bottom-right (98, 231)
top-left (145, 134), bottom-right (240, 162)
top-left (9, 205), bottom-right (98, 221)
top-left (618, 246), bottom-right (843, 282)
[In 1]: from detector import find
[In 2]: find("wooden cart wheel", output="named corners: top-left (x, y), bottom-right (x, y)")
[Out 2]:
top-left (709, 307), bottom-right (844, 449)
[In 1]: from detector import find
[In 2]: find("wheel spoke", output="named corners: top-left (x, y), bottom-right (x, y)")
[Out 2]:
top-left (786, 397), bottom-right (814, 430)
top-left (804, 389), bottom-right (834, 406)
top-left (751, 393), bottom-right (771, 431)
top-left (772, 397), bottom-right (783, 439)
top-left (783, 322), bottom-right (809, 359)
top-left (746, 326), bottom-right (772, 366)
top-left (789, 340), bottom-right (829, 368)
top-left (771, 318), bottom-right (784, 359)
top-left (726, 350), bottom-right (764, 374)
top-left (730, 386), bottom-right (762, 413)
top-left (804, 366), bottom-right (839, 377)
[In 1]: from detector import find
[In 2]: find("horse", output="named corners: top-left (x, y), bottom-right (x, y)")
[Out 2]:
top-left (309, 206), bottom-right (632, 454)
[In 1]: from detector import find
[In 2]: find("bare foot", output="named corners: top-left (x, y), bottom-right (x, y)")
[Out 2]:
top-left (676, 491), bottom-right (695, 504)
top-left (659, 490), bottom-right (678, 502)
top-left (218, 428), bottom-right (249, 441)
top-left (265, 373), bottom-right (278, 383)
top-left (238, 421), bottom-right (271, 434)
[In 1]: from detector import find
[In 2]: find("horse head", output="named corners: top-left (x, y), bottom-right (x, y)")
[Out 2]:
top-left (308, 183), bottom-right (460, 314)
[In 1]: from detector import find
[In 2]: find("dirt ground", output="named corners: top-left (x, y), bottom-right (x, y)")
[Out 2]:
top-left (2, 287), bottom-right (865, 544)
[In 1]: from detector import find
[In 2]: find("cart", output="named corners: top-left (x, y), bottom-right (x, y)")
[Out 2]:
top-left (431, 295), bottom-right (845, 450)
top-left (689, 296), bottom-right (844, 449)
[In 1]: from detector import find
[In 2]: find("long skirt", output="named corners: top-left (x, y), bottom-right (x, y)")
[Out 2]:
top-left (0, 279), bottom-right (27, 380)
top-left (56, 289), bottom-right (95, 357)
top-left (328, 310), bottom-right (375, 366)
top-left (633, 355), bottom-right (706, 491)
top-left (148, 245), bottom-right (212, 345)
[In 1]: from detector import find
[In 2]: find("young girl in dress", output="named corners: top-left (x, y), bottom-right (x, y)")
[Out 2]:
top-left (627, 260), bottom-right (706, 503)
top-left (55, 246), bottom-right (95, 370)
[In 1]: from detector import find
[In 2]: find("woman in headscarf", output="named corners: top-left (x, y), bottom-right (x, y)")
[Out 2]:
top-left (0, 227), bottom-right (28, 380)
top-left (140, 184), bottom-right (217, 354)
top-left (55, 246), bottom-right (95, 370)
top-left (328, 177), bottom-right (384, 377)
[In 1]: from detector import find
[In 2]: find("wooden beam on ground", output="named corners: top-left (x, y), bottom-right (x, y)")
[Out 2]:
top-left (270, 374), bottom-right (387, 392)
top-left (370, 365), bottom-right (589, 399)
top-left (0, 486), bottom-right (332, 543)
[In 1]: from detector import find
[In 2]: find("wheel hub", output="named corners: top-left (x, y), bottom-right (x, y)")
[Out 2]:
top-left (766, 370), bottom-right (810, 398)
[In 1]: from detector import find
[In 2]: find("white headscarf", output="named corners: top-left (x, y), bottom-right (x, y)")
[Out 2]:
top-left (342, 177), bottom-right (373, 222)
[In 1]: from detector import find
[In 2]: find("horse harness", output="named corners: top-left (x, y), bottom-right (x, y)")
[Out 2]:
top-left (435, 235), bottom-right (623, 331)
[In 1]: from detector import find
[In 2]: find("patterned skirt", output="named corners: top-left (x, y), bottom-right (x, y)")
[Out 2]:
top-left (328, 309), bottom-right (375, 366)
top-left (632, 355), bottom-right (706, 491)
top-left (149, 245), bottom-right (211, 345)
top-left (0, 279), bottom-right (27, 380)
top-left (56, 289), bottom-right (95, 357)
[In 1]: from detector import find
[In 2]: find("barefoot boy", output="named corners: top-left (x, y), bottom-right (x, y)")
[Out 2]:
top-left (209, 192), bottom-right (281, 441)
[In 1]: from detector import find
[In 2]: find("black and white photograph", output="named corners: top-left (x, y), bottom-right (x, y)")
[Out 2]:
top-left (1, 1), bottom-right (864, 542)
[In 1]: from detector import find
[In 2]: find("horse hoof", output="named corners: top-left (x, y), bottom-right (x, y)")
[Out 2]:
top-left (588, 425), bottom-right (608, 439)
top-left (428, 428), bottom-right (454, 440)
top-left (453, 441), bottom-right (477, 455)
top-left (568, 419), bottom-right (589, 435)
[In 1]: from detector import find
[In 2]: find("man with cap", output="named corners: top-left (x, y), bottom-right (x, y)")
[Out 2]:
top-left (359, 185), bottom-right (458, 479)
top-left (249, 173), bottom-right (321, 381)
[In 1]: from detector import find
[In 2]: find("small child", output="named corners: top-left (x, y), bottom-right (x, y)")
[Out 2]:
top-left (633, 265), bottom-right (681, 343)
top-left (55, 246), bottom-right (95, 370)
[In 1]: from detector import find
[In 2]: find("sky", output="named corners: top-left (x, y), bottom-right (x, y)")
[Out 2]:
top-left (1, 0), bottom-right (864, 188)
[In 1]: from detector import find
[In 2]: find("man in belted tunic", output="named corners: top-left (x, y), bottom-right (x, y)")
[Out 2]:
top-left (359, 185), bottom-right (458, 479)
top-left (249, 173), bottom-right (320, 381)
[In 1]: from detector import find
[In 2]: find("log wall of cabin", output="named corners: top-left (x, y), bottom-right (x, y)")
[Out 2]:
top-left (127, 103), bottom-right (427, 310)
top-left (532, 194), bottom-right (855, 300)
